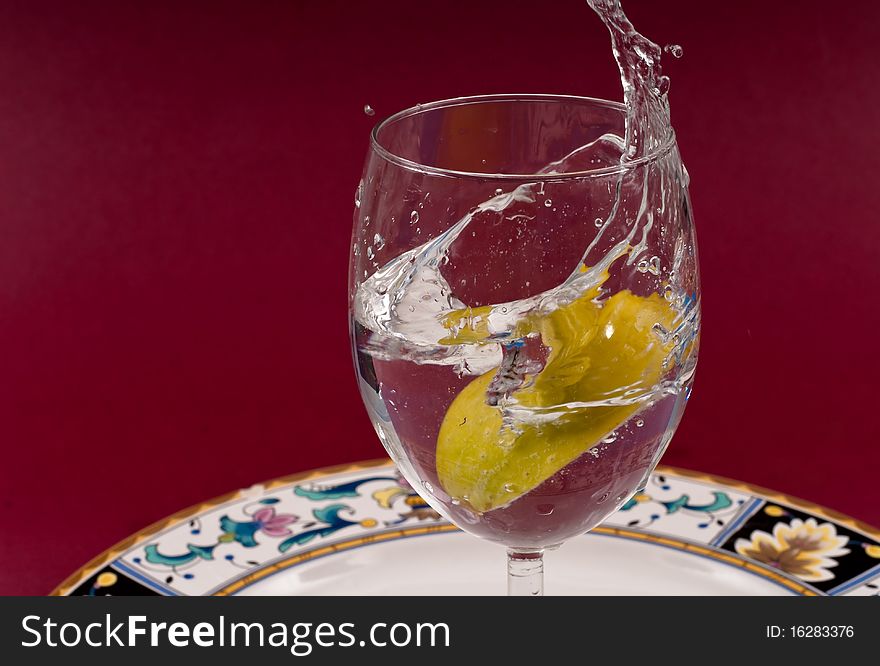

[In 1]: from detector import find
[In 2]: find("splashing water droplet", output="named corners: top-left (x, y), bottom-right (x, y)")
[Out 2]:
top-left (544, 199), bottom-right (553, 207)
top-left (648, 255), bottom-right (661, 275)
top-left (363, 104), bottom-right (375, 116)
top-left (410, 210), bottom-right (419, 224)
top-left (494, 188), bottom-right (503, 196)
top-left (655, 75), bottom-right (671, 96)
top-left (594, 217), bottom-right (604, 228)
top-left (637, 258), bottom-right (649, 273)
top-left (373, 233), bottom-right (385, 250)
top-left (366, 246), bottom-right (374, 260)
top-left (636, 418), bottom-right (645, 428)
top-left (664, 44), bottom-right (684, 58)
top-left (355, 179), bottom-right (363, 208)
top-left (364, 215), bottom-right (370, 227)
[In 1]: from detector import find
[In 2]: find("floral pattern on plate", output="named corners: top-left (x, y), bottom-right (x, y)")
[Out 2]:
top-left (59, 462), bottom-right (880, 597)
top-left (603, 471), bottom-right (753, 543)
top-left (717, 502), bottom-right (880, 594)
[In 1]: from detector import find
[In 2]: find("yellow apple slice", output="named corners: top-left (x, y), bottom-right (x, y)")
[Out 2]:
top-left (436, 288), bottom-right (675, 513)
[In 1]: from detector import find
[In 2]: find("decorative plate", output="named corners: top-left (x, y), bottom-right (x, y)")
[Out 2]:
top-left (53, 460), bottom-right (880, 596)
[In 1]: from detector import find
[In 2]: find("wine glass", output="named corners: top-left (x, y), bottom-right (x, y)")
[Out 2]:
top-left (349, 94), bottom-right (699, 596)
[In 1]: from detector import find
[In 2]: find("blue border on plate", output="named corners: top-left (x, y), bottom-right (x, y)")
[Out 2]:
top-left (112, 561), bottom-right (178, 596)
top-left (825, 562), bottom-right (880, 596)
top-left (708, 497), bottom-right (764, 547)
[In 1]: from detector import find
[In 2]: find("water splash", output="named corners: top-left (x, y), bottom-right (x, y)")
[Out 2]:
top-left (353, 0), bottom-right (696, 419)
top-left (587, 0), bottom-right (672, 159)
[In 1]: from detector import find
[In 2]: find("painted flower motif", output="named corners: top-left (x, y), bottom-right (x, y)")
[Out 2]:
top-left (219, 508), bottom-right (298, 547)
top-left (735, 518), bottom-right (850, 582)
top-left (252, 508), bottom-right (298, 537)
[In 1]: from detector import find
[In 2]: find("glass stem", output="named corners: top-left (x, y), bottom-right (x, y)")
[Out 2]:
top-left (507, 549), bottom-right (544, 596)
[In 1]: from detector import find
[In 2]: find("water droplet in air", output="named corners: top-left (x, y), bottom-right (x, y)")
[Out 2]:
top-left (544, 199), bottom-right (553, 207)
top-left (655, 75), bottom-right (671, 96)
top-left (363, 104), bottom-right (375, 116)
top-left (594, 217), bottom-right (604, 228)
top-left (664, 44), bottom-right (684, 58)
top-left (366, 246), bottom-right (374, 260)
top-left (410, 210), bottom-right (419, 224)
top-left (636, 418), bottom-right (645, 428)
top-left (355, 179), bottom-right (363, 208)
top-left (648, 255), bottom-right (661, 275)
top-left (373, 233), bottom-right (385, 250)
top-left (536, 504), bottom-right (555, 516)
top-left (494, 188), bottom-right (503, 196)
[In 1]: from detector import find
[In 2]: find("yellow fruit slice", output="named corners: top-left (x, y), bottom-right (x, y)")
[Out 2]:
top-left (436, 286), bottom-right (676, 513)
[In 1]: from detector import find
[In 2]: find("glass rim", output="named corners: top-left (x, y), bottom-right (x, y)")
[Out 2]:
top-left (369, 93), bottom-right (677, 181)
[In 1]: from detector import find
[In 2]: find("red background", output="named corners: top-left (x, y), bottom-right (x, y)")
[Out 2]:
top-left (1, 0), bottom-right (878, 595)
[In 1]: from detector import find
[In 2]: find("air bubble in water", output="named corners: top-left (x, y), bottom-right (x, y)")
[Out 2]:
top-left (544, 199), bottom-right (552, 207)
top-left (663, 285), bottom-right (674, 301)
top-left (423, 481), bottom-right (434, 493)
top-left (648, 256), bottom-right (661, 275)
top-left (503, 483), bottom-right (517, 493)
top-left (664, 44), bottom-right (684, 58)
top-left (410, 211), bottom-right (419, 224)
top-left (366, 246), bottom-right (374, 260)
top-left (495, 188), bottom-right (503, 196)
top-left (373, 233), bottom-right (385, 250)
top-left (594, 217), bottom-right (604, 228)
top-left (363, 104), bottom-right (375, 116)
top-left (602, 432), bottom-right (617, 444)
top-left (636, 418), bottom-right (645, 428)
top-left (637, 259), bottom-right (649, 273)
